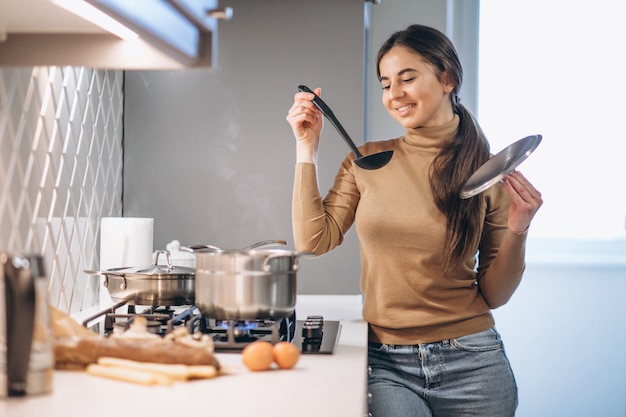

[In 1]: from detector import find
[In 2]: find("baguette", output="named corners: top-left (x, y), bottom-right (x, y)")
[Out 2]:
top-left (98, 357), bottom-right (190, 381)
top-left (86, 363), bottom-right (174, 386)
top-left (96, 357), bottom-right (218, 381)
top-left (187, 365), bottom-right (219, 379)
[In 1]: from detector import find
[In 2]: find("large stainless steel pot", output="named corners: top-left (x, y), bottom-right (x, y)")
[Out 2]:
top-left (84, 250), bottom-right (195, 305)
top-left (194, 248), bottom-right (304, 320)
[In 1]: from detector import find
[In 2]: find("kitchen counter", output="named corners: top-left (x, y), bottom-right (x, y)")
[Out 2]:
top-left (1, 295), bottom-right (367, 417)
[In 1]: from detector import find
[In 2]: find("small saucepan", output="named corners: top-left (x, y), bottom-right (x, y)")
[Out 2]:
top-left (84, 250), bottom-right (195, 306)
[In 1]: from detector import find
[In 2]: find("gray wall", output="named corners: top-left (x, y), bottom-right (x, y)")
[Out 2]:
top-left (123, 0), bottom-right (365, 294)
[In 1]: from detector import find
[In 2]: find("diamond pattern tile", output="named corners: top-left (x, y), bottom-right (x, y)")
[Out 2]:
top-left (0, 67), bottom-right (123, 315)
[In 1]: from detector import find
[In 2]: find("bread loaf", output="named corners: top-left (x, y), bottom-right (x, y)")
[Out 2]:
top-left (54, 336), bottom-right (221, 369)
top-left (53, 309), bottom-right (220, 370)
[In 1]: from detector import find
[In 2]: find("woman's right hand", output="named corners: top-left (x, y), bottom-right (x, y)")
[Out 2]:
top-left (286, 87), bottom-right (323, 164)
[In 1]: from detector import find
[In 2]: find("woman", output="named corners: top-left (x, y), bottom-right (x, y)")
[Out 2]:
top-left (286, 24), bottom-right (542, 417)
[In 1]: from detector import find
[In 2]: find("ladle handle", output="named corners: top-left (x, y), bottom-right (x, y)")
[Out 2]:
top-left (298, 85), bottom-right (363, 158)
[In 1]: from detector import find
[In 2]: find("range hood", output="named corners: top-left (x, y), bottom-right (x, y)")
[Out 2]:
top-left (0, 0), bottom-right (232, 69)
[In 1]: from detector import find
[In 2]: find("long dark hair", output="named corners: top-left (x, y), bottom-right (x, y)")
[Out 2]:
top-left (376, 24), bottom-right (490, 269)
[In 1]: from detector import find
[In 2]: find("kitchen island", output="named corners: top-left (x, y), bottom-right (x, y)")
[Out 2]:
top-left (1, 295), bottom-right (367, 417)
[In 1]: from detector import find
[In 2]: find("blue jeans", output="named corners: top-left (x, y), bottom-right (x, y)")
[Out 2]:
top-left (367, 327), bottom-right (518, 417)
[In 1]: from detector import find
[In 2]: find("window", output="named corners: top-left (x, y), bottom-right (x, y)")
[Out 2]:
top-left (478, 0), bottom-right (626, 243)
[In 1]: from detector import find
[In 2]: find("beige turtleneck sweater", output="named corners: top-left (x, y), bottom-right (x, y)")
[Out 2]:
top-left (292, 116), bottom-right (527, 344)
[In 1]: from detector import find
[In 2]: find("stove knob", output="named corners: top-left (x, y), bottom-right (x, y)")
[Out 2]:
top-left (304, 320), bottom-right (323, 332)
top-left (302, 323), bottom-right (322, 340)
top-left (305, 315), bottom-right (324, 331)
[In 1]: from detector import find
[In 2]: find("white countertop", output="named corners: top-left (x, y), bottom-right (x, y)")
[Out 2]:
top-left (1, 295), bottom-right (367, 417)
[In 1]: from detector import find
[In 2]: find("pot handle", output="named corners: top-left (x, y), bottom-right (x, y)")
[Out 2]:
top-left (181, 240), bottom-right (287, 253)
top-left (261, 251), bottom-right (314, 272)
top-left (83, 269), bottom-right (125, 289)
top-left (242, 240), bottom-right (287, 250)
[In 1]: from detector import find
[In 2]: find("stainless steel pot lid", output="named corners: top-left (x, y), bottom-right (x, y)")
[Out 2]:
top-left (83, 250), bottom-right (195, 278)
top-left (85, 265), bottom-right (195, 277)
top-left (120, 265), bottom-right (195, 276)
top-left (460, 134), bottom-right (542, 199)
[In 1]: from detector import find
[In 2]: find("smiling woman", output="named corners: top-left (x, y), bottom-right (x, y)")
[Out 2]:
top-left (478, 0), bottom-right (626, 243)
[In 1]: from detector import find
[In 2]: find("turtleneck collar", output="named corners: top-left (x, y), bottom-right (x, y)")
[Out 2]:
top-left (401, 114), bottom-right (460, 152)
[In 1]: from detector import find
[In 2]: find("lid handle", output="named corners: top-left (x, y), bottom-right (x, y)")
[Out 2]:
top-left (153, 250), bottom-right (173, 270)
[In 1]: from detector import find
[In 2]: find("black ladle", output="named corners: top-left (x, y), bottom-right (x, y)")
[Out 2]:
top-left (298, 85), bottom-right (393, 170)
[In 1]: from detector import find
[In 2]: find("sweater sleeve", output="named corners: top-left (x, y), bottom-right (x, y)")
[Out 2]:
top-left (476, 185), bottom-right (528, 309)
top-left (292, 160), bottom-right (359, 255)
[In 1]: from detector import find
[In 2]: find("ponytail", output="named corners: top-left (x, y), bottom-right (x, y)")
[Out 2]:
top-left (430, 102), bottom-right (490, 269)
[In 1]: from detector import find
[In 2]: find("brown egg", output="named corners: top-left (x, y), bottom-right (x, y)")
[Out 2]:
top-left (272, 341), bottom-right (301, 369)
top-left (242, 341), bottom-right (274, 371)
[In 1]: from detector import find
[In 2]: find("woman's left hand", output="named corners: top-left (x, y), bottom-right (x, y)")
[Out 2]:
top-left (502, 171), bottom-right (543, 233)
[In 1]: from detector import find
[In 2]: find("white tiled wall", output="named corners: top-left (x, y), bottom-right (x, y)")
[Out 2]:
top-left (0, 66), bottom-right (123, 315)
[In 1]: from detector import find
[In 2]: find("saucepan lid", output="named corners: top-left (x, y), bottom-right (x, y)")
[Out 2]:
top-left (460, 134), bottom-right (542, 199)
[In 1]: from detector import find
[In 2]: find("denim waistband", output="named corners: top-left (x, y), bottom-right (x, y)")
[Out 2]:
top-left (368, 327), bottom-right (499, 350)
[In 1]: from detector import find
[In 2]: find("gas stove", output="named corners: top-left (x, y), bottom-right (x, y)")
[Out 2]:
top-left (82, 301), bottom-right (340, 354)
